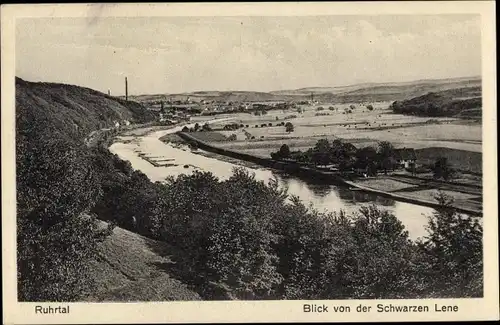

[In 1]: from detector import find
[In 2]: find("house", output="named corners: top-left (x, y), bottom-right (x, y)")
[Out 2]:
top-left (393, 148), bottom-right (417, 169)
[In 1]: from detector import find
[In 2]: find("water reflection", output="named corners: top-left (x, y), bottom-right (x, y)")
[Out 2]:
top-left (341, 189), bottom-right (396, 207)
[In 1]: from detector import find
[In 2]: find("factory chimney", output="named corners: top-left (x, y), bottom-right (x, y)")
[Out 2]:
top-left (108, 89), bottom-right (110, 96)
top-left (125, 77), bottom-right (128, 101)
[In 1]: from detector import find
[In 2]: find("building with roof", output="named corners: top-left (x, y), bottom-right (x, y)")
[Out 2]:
top-left (393, 148), bottom-right (417, 169)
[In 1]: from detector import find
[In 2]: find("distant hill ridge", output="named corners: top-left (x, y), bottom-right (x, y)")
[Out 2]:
top-left (390, 88), bottom-right (482, 118)
top-left (128, 76), bottom-right (481, 104)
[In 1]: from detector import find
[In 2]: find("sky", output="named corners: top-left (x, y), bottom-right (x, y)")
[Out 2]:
top-left (16, 15), bottom-right (481, 95)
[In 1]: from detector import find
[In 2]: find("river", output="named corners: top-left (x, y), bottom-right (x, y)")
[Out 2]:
top-left (109, 119), bottom-right (436, 241)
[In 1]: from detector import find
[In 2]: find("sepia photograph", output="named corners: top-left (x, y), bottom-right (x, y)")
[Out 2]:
top-left (2, 2), bottom-right (498, 324)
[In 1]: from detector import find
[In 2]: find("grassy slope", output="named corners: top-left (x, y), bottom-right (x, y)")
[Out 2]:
top-left (415, 147), bottom-right (482, 173)
top-left (86, 221), bottom-right (201, 302)
top-left (16, 77), bottom-right (156, 142)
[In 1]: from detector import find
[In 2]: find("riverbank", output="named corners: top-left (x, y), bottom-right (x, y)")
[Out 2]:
top-left (176, 131), bottom-right (482, 216)
top-left (346, 178), bottom-right (482, 216)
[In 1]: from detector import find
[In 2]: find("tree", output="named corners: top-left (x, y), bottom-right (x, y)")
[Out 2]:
top-left (194, 123), bottom-right (200, 132)
top-left (17, 135), bottom-right (111, 301)
top-left (355, 146), bottom-right (378, 176)
top-left (432, 157), bottom-right (456, 180)
top-left (158, 168), bottom-right (285, 299)
top-left (285, 122), bottom-right (294, 133)
top-left (278, 144), bottom-right (291, 159)
top-left (340, 205), bottom-right (417, 298)
top-left (366, 105), bottom-right (374, 111)
top-left (377, 141), bottom-right (395, 174)
top-left (314, 138), bottom-right (330, 153)
top-left (202, 123), bottom-right (212, 131)
top-left (311, 139), bottom-right (331, 166)
top-left (416, 192), bottom-right (483, 297)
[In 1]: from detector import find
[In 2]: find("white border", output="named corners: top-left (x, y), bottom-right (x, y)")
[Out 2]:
top-left (2, 2), bottom-right (498, 324)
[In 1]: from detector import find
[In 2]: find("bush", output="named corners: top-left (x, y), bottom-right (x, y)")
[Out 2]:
top-left (87, 164), bottom-right (483, 300)
top-left (17, 136), bottom-right (112, 301)
top-left (157, 169), bottom-right (286, 298)
top-left (416, 192), bottom-right (483, 297)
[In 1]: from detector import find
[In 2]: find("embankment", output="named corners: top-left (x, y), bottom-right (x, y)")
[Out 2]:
top-left (177, 132), bottom-right (482, 216)
top-left (177, 132), bottom-right (349, 185)
top-left (344, 180), bottom-right (481, 216)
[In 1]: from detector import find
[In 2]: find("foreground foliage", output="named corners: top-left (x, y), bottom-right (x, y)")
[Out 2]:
top-left (16, 129), bottom-right (112, 301)
top-left (96, 159), bottom-right (484, 300)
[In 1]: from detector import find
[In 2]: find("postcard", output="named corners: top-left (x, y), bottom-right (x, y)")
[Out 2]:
top-left (1, 2), bottom-right (498, 324)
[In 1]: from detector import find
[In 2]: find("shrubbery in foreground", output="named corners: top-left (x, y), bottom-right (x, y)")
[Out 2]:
top-left (97, 163), bottom-right (483, 300)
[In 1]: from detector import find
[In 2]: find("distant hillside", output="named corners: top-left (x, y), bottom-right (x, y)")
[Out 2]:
top-left (129, 90), bottom-right (295, 104)
top-left (130, 76), bottom-right (481, 104)
top-left (289, 77), bottom-right (481, 103)
top-left (16, 77), bottom-right (155, 142)
top-left (389, 89), bottom-right (482, 118)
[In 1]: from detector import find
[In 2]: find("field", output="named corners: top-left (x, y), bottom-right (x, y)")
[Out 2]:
top-left (355, 178), bottom-right (419, 192)
top-left (197, 103), bottom-right (481, 173)
top-left (354, 176), bottom-right (482, 213)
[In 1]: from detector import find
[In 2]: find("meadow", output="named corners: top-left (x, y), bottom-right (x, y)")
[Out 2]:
top-left (199, 102), bottom-right (481, 173)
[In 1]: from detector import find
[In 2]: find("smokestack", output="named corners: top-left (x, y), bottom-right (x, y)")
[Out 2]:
top-left (125, 77), bottom-right (128, 101)
top-left (108, 89), bottom-right (110, 96)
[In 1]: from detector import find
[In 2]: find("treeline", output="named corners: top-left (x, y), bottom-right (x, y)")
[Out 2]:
top-left (90, 165), bottom-right (483, 300)
top-left (390, 92), bottom-right (482, 117)
top-left (182, 123), bottom-right (212, 132)
top-left (271, 139), bottom-right (399, 176)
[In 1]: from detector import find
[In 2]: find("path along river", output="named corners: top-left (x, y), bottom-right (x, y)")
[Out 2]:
top-left (109, 118), bottom-right (437, 241)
